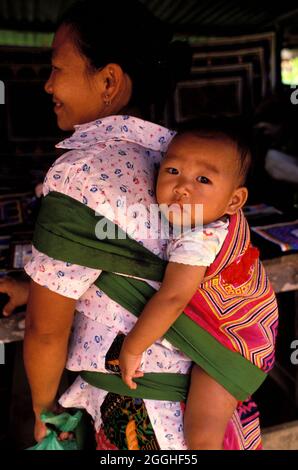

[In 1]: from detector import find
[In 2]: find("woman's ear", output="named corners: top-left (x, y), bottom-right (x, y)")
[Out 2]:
top-left (99, 63), bottom-right (131, 111)
top-left (226, 186), bottom-right (248, 215)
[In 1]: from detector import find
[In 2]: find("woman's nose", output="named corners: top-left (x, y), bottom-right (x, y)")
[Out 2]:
top-left (44, 73), bottom-right (53, 94)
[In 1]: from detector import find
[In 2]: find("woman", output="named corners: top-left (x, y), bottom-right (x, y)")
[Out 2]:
top-left (24, 0), bottom-right (192, 450)
top-left (10, 0), bottom-right (271, 450)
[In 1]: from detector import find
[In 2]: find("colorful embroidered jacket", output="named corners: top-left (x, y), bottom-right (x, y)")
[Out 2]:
top-left (184, 210), bottom-right (278, 374)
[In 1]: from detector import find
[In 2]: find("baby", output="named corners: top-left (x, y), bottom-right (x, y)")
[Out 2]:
top-left (119, 119), bottom-right (266, 450)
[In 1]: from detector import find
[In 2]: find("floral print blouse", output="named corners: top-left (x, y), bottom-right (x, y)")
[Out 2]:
top-left (25, 115), bottom-right (191, 450)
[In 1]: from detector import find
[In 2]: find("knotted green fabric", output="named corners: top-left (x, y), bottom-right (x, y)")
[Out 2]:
top-left (33, 190), bottom-right (166, 281)
top-left (80, 371), bottom-right (190, 402)
top-left (32, 192), bottom-right (266, 401)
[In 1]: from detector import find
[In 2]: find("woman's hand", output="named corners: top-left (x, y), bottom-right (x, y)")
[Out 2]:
top-left (34, 413), bottom-right (48, 442)
top-left (0, 277), bottom-right (29, 316)
top-left (34, 404), bottom-right (74, 443)
top-left (119, 344), bottom-right (143, 390)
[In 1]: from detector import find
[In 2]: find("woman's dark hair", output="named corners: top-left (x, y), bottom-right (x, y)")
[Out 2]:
top-left (58, 0), bottom-right (191, 118)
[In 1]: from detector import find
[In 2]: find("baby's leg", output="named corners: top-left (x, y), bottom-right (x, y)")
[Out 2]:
top-left (184, 365), bottom-right (237, 450)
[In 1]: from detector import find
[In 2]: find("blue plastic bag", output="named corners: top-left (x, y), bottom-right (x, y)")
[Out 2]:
top-left (27, 410), bottom-right (83, 450)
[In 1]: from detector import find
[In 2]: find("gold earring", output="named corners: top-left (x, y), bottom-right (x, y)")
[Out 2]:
top-left (104, 94), bottom-right (112, 106)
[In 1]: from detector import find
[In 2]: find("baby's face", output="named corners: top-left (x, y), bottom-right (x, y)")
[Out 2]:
top-left (156, 133), bottom-right (245, 227)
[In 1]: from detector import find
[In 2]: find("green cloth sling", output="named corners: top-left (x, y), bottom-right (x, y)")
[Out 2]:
top-left (80, 371), bottom-right (190, 402)
top-left (33, 192), bottom-right (266, 401)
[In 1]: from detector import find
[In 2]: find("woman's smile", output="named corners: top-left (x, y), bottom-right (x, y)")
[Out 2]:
top-left (53, 99), bottom-right (63, 113)
top-left (54, 104), bottom-right (63, 114)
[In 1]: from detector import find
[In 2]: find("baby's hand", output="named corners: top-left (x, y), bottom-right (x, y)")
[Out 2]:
top-left (119, 346), bottom-right (143, 390)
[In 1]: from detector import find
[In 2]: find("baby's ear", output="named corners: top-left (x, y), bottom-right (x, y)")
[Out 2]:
top-left (226, 187), bottom-right (248, 215)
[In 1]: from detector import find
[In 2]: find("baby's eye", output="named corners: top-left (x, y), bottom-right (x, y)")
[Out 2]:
top-left (197, 176), bottom-right (210, 184)
top-left (166, 167), bottom-right (179, 175)
top-left (51, 65), bottom-right (60, 72)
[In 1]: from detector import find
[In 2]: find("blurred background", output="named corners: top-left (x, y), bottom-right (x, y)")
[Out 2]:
top-left (0, 0), bottom-right (297, 450)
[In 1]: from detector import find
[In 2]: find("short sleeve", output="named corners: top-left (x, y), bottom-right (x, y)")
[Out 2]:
top-left (24, 246), bottom-right (101, 299)
top-left (167, 220), bottom-right (229, 267)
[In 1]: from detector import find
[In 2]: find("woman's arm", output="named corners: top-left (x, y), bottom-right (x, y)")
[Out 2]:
top-left (24, 280), bottom-right (76, 441)
top-left (119, 262), bottom-right (206, 388)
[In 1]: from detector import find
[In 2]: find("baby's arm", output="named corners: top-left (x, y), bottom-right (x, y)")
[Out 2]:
top-left (184, 365), bottom-right (237, 449)
top-left (119, 262), bottom-right (206, 389)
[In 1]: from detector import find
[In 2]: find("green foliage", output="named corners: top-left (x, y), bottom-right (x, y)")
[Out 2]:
top-left (282, 56), bottom-right (298, 85)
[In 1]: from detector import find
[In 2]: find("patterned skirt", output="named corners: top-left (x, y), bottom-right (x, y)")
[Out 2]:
top-left (95, 334), bottom-right (262, 450)
top-left (96, 393), bottom-right (160, 450)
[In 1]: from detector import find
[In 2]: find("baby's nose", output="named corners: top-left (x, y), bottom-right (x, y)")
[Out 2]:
top-left (174, 185), bottom-right (189, 198)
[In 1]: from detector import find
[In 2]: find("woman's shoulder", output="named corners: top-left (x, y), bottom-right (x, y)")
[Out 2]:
top-left (43, 147), bottom-right (103, 202)
top-left (51, 148), bottom-right (86, 167)
top-left (45, 148), bottom-right (95, 188)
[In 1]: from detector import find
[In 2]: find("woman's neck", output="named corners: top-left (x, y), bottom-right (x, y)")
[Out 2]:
top-left (117, 105), bottom-right (143, 119)
top-left (107, 72), bottom-right (133, 116)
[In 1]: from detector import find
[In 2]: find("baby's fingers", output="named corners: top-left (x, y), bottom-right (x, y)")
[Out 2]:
top-left (133, 370), bottom-right (144, 379)
top-left (122, 372), bottom-right (137, 390)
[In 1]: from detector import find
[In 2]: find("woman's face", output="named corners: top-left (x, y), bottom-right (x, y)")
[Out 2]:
top-left (44, 25), bottom-right (107, 130)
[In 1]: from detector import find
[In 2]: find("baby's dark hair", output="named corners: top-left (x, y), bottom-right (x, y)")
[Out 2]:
top-left (175, 116), bottom-right (253, 185)
top-left (57, 0), bottom-right (191, 118)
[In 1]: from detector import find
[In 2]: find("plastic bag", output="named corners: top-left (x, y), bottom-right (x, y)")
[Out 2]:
top-left (27, 410), bottom-right (83, 450)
